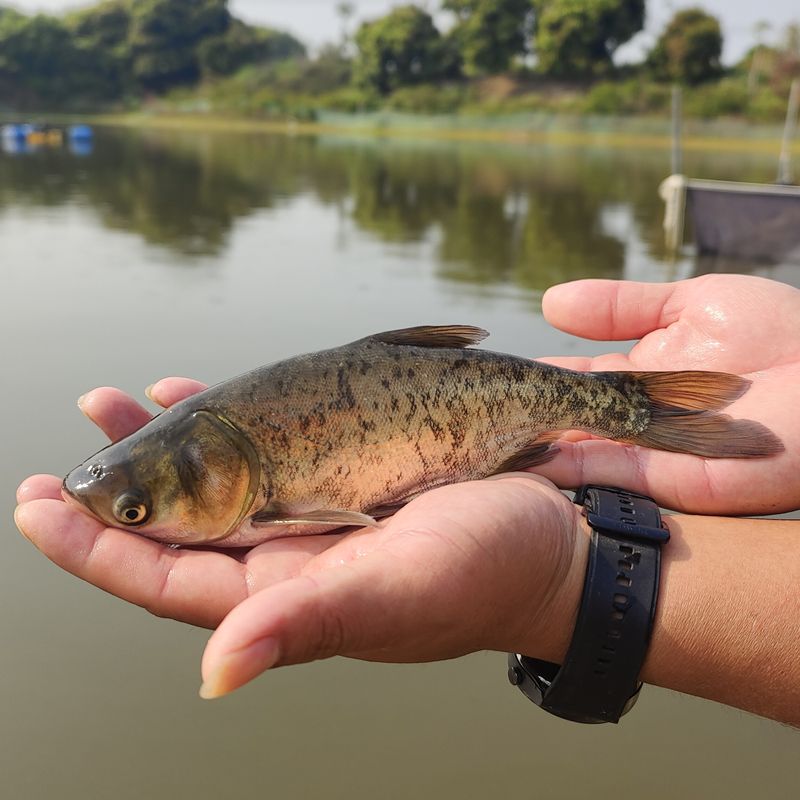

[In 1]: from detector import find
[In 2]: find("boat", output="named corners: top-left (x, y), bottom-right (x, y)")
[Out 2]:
top-left (661, 80), bottom-right (800, 264)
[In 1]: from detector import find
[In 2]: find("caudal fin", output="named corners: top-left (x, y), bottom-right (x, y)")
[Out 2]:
top-left (627, 371), bottom-right (783, 458)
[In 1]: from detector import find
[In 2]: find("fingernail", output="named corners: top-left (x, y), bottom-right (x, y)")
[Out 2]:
top-left (144, 384), bottom-right (156, 402)
top-left (77, 393), bottom-right (87, 410)
top-left (199, 637), bottom-right (280, 700)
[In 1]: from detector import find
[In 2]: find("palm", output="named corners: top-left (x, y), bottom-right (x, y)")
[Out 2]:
top-left (539, 274), bottom-right (800, 514)
top-left (16, 379), bottom-right (577, 663)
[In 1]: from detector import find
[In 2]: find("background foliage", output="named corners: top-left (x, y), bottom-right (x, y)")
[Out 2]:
top-left (0, 0), bottom-right (304, 109)
top-left (0, 0), bottom-right (798, 122)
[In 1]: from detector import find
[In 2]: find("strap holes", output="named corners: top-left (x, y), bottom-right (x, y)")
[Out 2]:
top-left (601, 645), bottom-right (615, 653)
top-left (620, 507), bottom-right (634, 514)
top-left (611, 610), bottom-right (625, 621)
top-left (593, 669), bottom-right (606, 676)
top-left (616, 574), bottom-right (632, 587)
top-left (607, 629), bottom-right (622, 639)
top-left (618, 559), bottom-right (633, 571)
top-left (619, 545), bottom-right (634, 554)
top-left (613, 593), bottom-right (628, 605)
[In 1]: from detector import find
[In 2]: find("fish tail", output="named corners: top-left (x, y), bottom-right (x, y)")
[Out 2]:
top-left (622, 371), bottom-right (782, 458)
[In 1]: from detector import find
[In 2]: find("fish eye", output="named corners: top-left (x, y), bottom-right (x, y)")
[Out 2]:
top-left (112, 491), bottom-right (150, 526)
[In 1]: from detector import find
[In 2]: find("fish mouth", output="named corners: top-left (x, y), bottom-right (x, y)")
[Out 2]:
top-left (61, 478), bottom-right (101, 521)
top-left (61, 478), bottom-right (79, 505)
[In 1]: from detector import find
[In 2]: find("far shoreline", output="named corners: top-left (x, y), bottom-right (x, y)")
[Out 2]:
top-left (6, 110), bottom-right (798, 156)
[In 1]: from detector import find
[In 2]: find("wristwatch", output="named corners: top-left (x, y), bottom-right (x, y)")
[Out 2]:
top-left (507, 485), bottom-right (669, 724)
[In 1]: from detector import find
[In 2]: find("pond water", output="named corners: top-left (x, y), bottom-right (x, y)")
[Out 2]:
top-left (1, 126), bottom-right (797, 799)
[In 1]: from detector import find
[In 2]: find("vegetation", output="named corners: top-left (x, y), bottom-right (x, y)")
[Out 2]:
top-left (352, 5), bottom-right (460, 94)
top-left (444, 0), bottom-right (531, 75)
top-left (531, 0), bottom-right (645, 78)
top-left (0, 0), bottom-right (304, 109)
top-left (646, 8), bottom-right (722, 85)
top-left (0, 0), bottom-right (798, 124)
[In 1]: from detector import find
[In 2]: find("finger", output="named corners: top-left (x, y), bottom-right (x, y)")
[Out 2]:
top-left (533, 440), bottom-right (653, 495)
top-left (199, 553), bottom-right (413, 698)
top-left (78, 387), bottom-right (152, 442)
top-left (15, 499), bottom-right (247, 628)
top-left (145, 377), bottom-right (207, 408)
top-left (242, 533), bottom-right (349, 580)
top-left (17, 474), bottom-right (64, 504)
top-left (532, 440), bottom-right (763, 515)
top-left (542, 279), bottom-right (684, 341)
top-left (536, 353), bottom-right (633, 372)
top-left (535, 356), bottom-right (594, 370)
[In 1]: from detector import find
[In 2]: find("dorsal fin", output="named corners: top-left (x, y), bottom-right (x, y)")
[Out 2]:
top-left (372, 325), bottom-right (488, 349)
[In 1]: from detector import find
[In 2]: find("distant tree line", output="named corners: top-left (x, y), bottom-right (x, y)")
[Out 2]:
top-left (0, 0), bottom-right (304, 109)
top-left (1, 0), bottom-right (798, 116)
top-left (350, 1), bottom-right (725, 93)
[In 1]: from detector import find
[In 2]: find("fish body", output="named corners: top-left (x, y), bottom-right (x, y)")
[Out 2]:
top-left (63, 326), bottom-right (783, 546)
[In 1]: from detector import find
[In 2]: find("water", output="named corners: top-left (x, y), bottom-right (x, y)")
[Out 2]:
top-left (2, 127), bottom-right (797, 798)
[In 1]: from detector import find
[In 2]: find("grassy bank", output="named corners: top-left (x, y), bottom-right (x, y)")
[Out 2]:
top-left (71, 109), bottom-right (798, 157)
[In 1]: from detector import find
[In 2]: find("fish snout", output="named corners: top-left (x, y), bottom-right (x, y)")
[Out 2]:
top-left (62, 460), bottom-right (111, 518)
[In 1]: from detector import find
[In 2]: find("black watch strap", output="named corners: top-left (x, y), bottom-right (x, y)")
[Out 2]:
top-left (508, 485), bottom-right (669, 724)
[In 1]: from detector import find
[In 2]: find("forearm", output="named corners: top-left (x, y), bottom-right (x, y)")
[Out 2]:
top-left (637, 514), bottom-right (800, 725)
top-left (526, 512), bottom-right (800, 725)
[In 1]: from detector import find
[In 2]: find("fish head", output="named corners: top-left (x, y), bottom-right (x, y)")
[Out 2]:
top-left (63, 409), bottom-right (261, 545)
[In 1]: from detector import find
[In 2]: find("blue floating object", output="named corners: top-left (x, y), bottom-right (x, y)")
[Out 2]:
top-left (1, 124), bottom-right (26, 141)
top-left (67, 124), bottom-right (94, 141)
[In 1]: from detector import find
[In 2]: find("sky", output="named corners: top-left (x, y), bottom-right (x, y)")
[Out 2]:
top-left (6, 0), bottom-right (800, 65)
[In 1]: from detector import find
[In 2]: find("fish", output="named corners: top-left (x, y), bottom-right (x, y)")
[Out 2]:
top-left (62, 325), bottom-right (783, 546)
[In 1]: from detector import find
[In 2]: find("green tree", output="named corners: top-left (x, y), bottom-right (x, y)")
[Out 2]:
top-left (197, 19), bottom-right (305, 76)
top-left (66, 1), bottom-right (133, 99)
top-left (353, 5), bottom-right (459, 94)
top-left (129, 0), bottom-right (231, 91)
top-left (647, 8), bottom-right (723, 85)
top-left (444, 0), bottom-right (531, 75)
top-left (67, 1), bottom-right (130, 50)
top-left (0, 0), bottom-right (310, 109)
top-left (0, 5), bottom-right (23, 24)
top-left (531, 0), bottom-right (645, 78)
top-left (0, 11), bottom-right (120, 106)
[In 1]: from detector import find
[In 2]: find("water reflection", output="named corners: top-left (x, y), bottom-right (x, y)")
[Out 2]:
top-left (0, 126), bottom-right (794, 285)
top-left (694, 254), bottom-right (800, 283)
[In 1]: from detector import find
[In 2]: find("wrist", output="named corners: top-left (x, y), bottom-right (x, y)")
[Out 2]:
top-left (512, 508), bottom-right (592, 664)
top-left (509, 487), bottom-right (669, 724)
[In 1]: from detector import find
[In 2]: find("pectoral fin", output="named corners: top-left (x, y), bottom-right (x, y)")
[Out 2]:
top-left (251, 506), bottom-right (379, 528)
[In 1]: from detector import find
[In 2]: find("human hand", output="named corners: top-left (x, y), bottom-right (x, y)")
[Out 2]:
top-left (15, 380), bottom-right (588, 697)
top-left (538, 274), bottom-right (800, 514)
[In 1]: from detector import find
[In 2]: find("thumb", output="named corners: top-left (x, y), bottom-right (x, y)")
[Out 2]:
top-left (199, 554), bottom-right (418, 699)
top-left (543, 279), bottom-right (683, 341)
